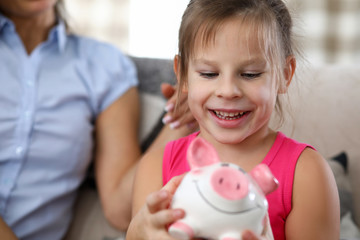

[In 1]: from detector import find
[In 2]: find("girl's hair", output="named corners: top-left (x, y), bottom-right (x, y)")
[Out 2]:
top-left (176, 0), bottom-right (298, 124)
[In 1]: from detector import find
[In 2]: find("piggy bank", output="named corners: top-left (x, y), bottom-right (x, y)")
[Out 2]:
top-left (169, 138), bottom-right (278, 240)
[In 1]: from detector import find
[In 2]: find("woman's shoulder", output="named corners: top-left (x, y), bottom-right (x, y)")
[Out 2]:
top-left (67, 34), bottom-right (117, 51)
top-left (67, 34), bottom-right (131, 65)
top-left (64, 34), bottom-right (137, 113)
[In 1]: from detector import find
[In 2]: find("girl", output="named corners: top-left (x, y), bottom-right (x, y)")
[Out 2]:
top-left (127, 0), bottom-right (340, 239)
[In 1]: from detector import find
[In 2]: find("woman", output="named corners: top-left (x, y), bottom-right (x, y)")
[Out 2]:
top-left (0, 0), bottom-right (194, 239)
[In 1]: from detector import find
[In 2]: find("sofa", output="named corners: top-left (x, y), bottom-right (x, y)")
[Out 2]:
top-left (64, 57), bottom-right (360, 240)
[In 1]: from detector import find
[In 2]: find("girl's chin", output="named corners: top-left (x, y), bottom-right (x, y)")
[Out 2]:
top-left (202, 130), bottom-right (249, 145)
top-left (215, 136), bottom-right (247, 145)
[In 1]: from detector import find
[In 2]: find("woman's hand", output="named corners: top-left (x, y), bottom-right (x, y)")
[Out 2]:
top-left (161, 83), bottom-right (197, 130)
top-left (0, 217), bottom-right (18, 240)
top-left (126, 175), bottom-right (185, 240)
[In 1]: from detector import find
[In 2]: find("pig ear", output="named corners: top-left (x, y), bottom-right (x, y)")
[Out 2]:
top-left (250, 164), bottom-right (278, 195)
top-left (187, 138), bottom-right (220, 169)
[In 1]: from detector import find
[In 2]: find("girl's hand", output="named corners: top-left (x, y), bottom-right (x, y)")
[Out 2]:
top-left (126, 175), bottom-right (185, 240)
top-left (161, 83), bottom-right (198, 130)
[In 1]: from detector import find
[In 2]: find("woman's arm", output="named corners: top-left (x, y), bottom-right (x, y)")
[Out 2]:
top-left (95, 87), bottom-right (141, 231)
top-left (131, 146), bottom-right (165, 216)
top-left (285, 148), bottom-right (340, 239)
top-left (95, 87), bottom-right (194, 231)
top-left (0, 217), bottom-right (18, 240)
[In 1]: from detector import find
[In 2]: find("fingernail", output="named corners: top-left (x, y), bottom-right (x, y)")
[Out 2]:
top-left (172, 209), bottom-right (184, 218)
top-left (158, 190), bottom-right (168, 199)
top-left (162, 115), bottom-right (172, 124)
top-left (170, 121), bottom-right (180, 129)
top-left (164, 103), bottom-right (175, 112)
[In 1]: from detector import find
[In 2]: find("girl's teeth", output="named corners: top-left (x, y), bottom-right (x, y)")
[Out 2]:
top-left (214, 111), bottom-right (246, 120)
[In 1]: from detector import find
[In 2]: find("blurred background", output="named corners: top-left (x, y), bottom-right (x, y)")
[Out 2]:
top-left (63, 0), bottom-right (360, 65)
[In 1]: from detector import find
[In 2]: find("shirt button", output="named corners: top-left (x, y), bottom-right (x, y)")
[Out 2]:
top-left (15, 146), bottom-right (23, 155)
top-left (2, 178), bottom-right (11, 186)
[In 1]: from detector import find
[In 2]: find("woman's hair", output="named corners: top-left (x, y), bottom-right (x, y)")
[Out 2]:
top-left (55, 0), bottom-right (70, 30)
top-left (176, 0), bottom-right (298, 123)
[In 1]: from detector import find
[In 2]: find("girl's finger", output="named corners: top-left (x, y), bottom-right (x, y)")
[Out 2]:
top-left (146, 190), bottom-right (171, 214)
top-left (146, 175), bottom-right (185, 214)
top-left (151, 208), bottom-right (185, 228)
top-left (162, 174), bottom-right (185, 194)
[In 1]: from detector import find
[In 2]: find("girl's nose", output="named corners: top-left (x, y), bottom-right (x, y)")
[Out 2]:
top-left (215, 75), bottom-right (242, 99)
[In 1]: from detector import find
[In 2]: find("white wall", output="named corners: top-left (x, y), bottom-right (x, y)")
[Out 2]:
top-left (128, 0), bottom-right (189, 59)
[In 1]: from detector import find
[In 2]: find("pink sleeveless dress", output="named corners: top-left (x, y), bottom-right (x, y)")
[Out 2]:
top-left (162, 131), bottom-right (314, 240)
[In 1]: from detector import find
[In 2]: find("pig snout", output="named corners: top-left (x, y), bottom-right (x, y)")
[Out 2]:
top-left (210, 166), bottom-right (249, 200)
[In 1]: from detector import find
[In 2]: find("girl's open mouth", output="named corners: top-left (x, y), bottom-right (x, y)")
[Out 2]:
top-left (212, 110), bottom-right (248, 120)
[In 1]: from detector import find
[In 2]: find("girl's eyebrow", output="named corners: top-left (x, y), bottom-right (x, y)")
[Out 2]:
top-left (192, 58), bottom-right (218, 66)
top-left (241, 57), bottom-right (267, 66)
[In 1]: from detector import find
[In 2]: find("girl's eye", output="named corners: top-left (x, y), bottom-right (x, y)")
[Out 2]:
top-left (241, 73), bottom-right (262, 79)
top-left (199, 72), bottom-right (219, 79)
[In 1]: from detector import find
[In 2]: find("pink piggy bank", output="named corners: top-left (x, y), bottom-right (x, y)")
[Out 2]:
top-left (169, 138), bottom-right (278, 240)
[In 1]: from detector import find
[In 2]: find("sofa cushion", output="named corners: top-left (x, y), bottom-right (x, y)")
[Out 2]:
top-left (130, 56), bottom-right (176, 95)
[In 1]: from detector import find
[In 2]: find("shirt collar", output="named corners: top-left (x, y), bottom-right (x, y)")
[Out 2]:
top-left (0, 13), bottom-right (14, 33)
top-left (48, 19), bottom-right (67, 53)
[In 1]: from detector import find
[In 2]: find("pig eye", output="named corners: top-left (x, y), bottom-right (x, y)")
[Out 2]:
top-left (238, 167), bottom-right (246, 173)
top-left (221, 163), bottom-right (229, 167)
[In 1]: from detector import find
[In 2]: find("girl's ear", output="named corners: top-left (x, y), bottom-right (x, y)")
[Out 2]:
top-left (278, 56), bottom-right (296, 94)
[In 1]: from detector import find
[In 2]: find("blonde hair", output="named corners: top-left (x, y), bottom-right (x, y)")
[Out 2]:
top-left (176, 0), bottom-right (298, 123)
